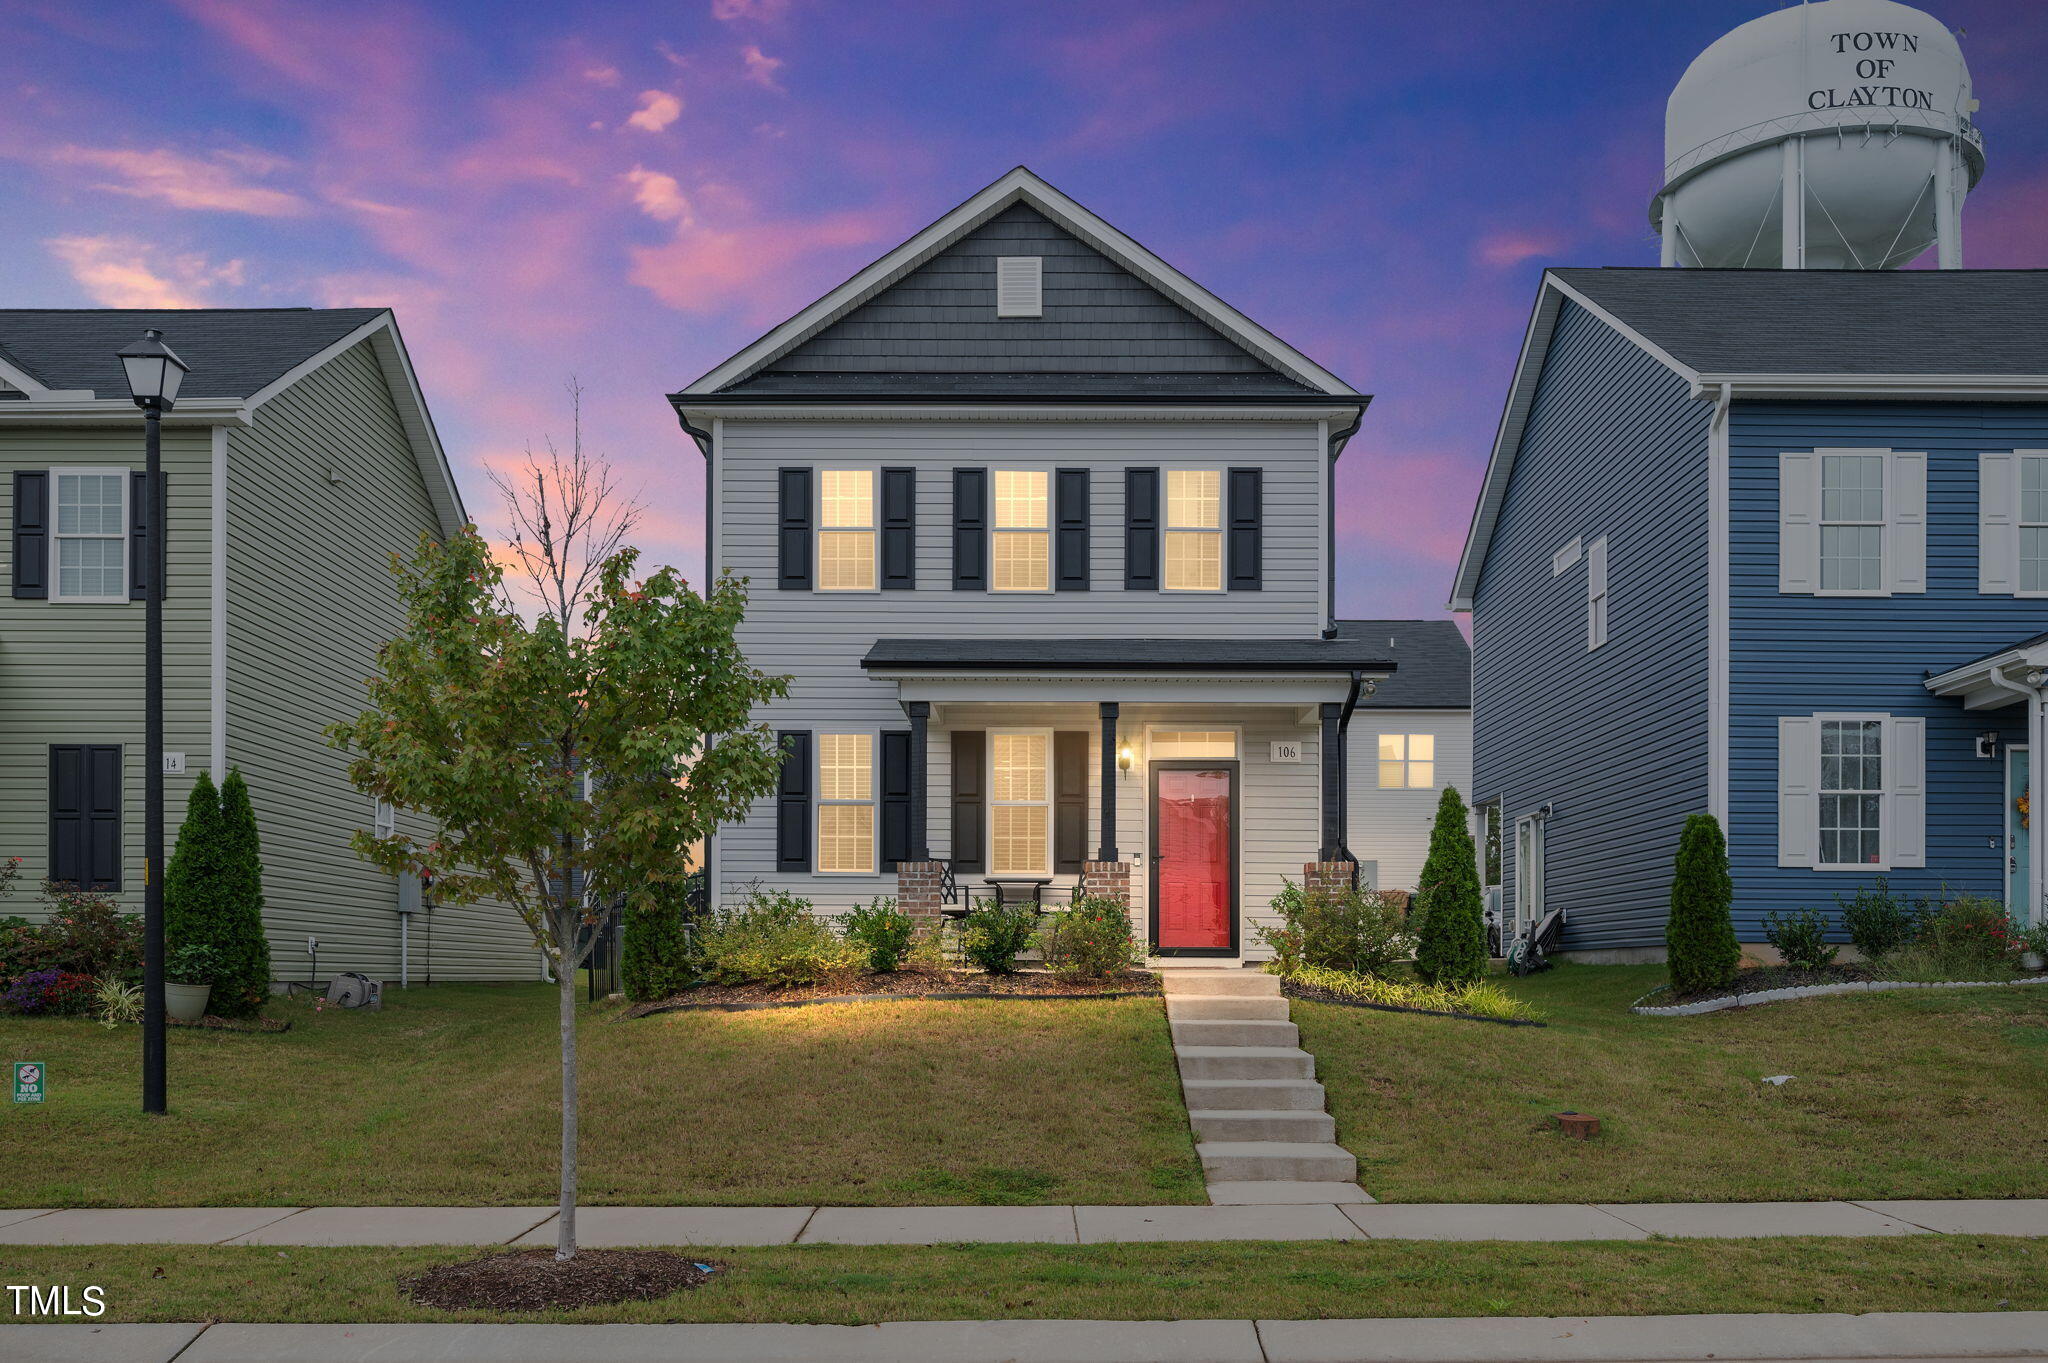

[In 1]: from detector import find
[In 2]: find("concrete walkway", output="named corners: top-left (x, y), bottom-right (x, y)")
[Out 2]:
top-left (1, 1199), bottom-right (2043, 1246)
top-left (9, 1311), bottom-right (2045, 1363)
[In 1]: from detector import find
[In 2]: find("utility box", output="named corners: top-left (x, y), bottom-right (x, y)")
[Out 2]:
top-left (397, 873), bottom-right (422, 915)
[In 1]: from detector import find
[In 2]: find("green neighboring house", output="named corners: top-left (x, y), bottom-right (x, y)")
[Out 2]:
top-left (1, 307), bottom-right (536, 986)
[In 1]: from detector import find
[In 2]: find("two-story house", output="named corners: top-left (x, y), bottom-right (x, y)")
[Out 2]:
top-left (2, 307), bottom-right (536, 984)
top-left (1452, 268), bottom-right (2048, 960)
top-left (671, 168), bottom-right (1470, 961)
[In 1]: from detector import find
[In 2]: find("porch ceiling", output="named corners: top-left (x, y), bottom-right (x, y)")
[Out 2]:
top-left (1925, 636), bottom-right (2048, 711)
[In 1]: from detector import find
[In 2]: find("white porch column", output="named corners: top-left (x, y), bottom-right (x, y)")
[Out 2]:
top-left (2032, 689), bottom-right (2046, 927)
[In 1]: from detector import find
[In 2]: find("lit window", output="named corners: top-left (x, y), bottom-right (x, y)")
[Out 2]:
top-left (1818, 719), bottom-right (1882, 867)
top-left (817, 470), bottom-right (876, 591)
top-left (817, 733), bottom-right (874, 872)
top-left (1819, 454), bottom-right (1884, 592)
top-left (1378, 733), bottom-right (1436, 789)
top-left (2022, 456), bottom-right (2048, 593)
top-left (1163, 469), bottom-right (1222, 590)
top-left (988, 731), bottom-right (1050, 875)
top-left (53, 469), bottom-right (129, 603)
top-left (991, 470), bottom-right (1049, 591)
top-left (1149, 730), bottom-right (1236, 760)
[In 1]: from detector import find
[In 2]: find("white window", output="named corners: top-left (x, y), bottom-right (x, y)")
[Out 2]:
top-left (991, 469), bottom-right (1050, 592)
top-left (816, 469), bottom-right (876, 591)
top-left (1163, 469), bottom-right (1222, 591)
top-left (1586, 534), bottom-right (1609, 650)
top-left (816, 733), bottom-right (874, 873)
top-left (1817, 718), bottom-right (1883, 868)
top-left (1378, 733), bottom-right (1435, 789)
top-left (2021, 455), bottom-right (2048, 593)
top-left (995, 256), bottom-right (1043, 318)
top-left (988, 730), bottom-right (1050, 875)
top-left (1819, 453), bottom-right (1885, 592)
top-left (52, 468), bottom-right (128, 603)
top-left (1777, 713), bottom-right (1925, 871)
top-left (1780, 449), bottom-right (1924, 596)
top-left (373, 797), bottom-right (396, 839)
top-left (1148, 729), bottom-right (1237, 760)
top-left (1551, 537), bottom-right (1581, 576)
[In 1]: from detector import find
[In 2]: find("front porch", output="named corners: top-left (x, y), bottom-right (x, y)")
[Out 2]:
top-left (1925, 632), bottom-right (2048, 928)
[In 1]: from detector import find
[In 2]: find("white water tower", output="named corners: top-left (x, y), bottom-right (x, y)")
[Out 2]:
top-left (1653, 0), bottom-right (1983, 269)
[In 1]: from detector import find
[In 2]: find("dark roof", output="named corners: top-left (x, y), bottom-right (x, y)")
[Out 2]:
top-left (862, 635), bottom-right (1398, 673)
top-left (720, 204), bottom-right (1313, 398)
top-left (1332, 619), bottom-right (1469, 708)
top-left (1942, 629), bottom-right (2048, 675)
top-left (1550, 268), bottom-right (2048, 376)
top-left (0, 308), bottom-right (385, 400)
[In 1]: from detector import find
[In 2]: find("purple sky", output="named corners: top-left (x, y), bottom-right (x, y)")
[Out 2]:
top-left (4, 0), bottom-right (2043, 619)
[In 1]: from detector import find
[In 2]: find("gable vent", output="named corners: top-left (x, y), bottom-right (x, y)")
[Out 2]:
top-left (995, 256), bottom-right (1043, 318)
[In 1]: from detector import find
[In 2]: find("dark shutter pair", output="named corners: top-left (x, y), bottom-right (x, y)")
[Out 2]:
top-left (777, 468), bottom-right (915, 590)
top-left (948, 730), bottom-right (1088, 875)
top-left (1123, 467), bottom-right (1262, 590)
top-left (952, 469), bottom-right (1090, 590)
top-left (11, 470), bottom-right (161, 600)
top-left (49, 745), bottom-right (122, 891)
top-left (773, 729), bottom-right (914, 872)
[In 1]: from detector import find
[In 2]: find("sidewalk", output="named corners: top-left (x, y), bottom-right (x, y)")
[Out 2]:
top-left (1, 1199), bottom-right (2044, 1246)
top-left (10, 1311), bottom-right (2047, 1363)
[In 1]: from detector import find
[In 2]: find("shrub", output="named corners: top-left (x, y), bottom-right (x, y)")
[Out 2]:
top-left (166, 943), bottom-right (223, 986)
top-left (1039, 895), bottom-right (1142, 979)
top-left (1666, 813), bottom-right (1740, 993)
top-left (1256, 879), bottom-right (1410, 976)
top-left (1763, 908), bottom-right (1839, 971)
top-left (621, 876), bottom-right (702, 1002)
top-left (698, 889), bottom-right (863, 988)
top-left (1413, 786), bottom-right (1487, 987)
top-left (3, 969), bottom-right (95, 1015)
top-left (1272, 961), bottom-right (1538, 1023)
top-left (961, 899), bottom-right (1041, 975)
top-left (1838, 878), bottom-right (1919, 961)
top-left (213, 771), bottom-right (274, 1017)
top-left (843, 897), bottom-right (918, 973)
top-left (94, 976), bottom-right (143, 1029)
top-left (1882, 894), bottom-right (2025, 982)
top-left (901, 919), bottom-right (950, 975)
top-left (35, 886), bottom-right (143, 982)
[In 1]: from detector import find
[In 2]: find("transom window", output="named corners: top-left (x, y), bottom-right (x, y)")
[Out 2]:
top-left (816, 470), bottom-right (876, 591)
top-left (816, 733), bottom-right (875, 872)
top-left (1148, 730), bottom-right (1236, 760)
top-left (1819, 454), bottom-right (1884, 592)
top-left (991, 469), bottom-right (1050, 592)
top-left (1163, 469), bottom-right (1222, 591)
top-left (2021, 455), bottom-right (2048, 594)
top-left (53, 469), bottom-right (128, 603)
top-left (1818, 719), bottom-right (1882, 867)
top-left (988, 730), bottom-right (1051, 875)
top-left (1378, 733), bottom-right (1436, 789)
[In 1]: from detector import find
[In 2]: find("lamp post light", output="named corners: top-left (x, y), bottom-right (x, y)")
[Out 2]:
top-left (117, 328), bottom-right (188, 1116)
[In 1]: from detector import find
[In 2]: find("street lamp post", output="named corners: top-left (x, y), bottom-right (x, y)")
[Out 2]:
top-left (117, 328), bottom-right (188, 1116)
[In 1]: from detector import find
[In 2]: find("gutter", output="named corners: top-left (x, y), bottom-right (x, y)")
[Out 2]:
top-left (668, 391), bottom-right (1371, 407)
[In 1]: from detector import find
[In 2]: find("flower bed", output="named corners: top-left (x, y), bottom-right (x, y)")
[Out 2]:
top-left (627, 969), bottom-right (1159, 1016)
top-left (1274, 963), bottom-right (1541, 1025)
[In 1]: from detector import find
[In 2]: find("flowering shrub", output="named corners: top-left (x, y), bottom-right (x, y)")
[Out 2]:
top-left (3, 969), bottom-right (96, 1015)
top-left (36, 885), bottom-right (144, 981)
top-left (1038, 895), bottom-right (1143, 979)
top-left (1880, 894), bottom-right (2024, 982)
top-left (1257, 879), bottom-right (1411, 977)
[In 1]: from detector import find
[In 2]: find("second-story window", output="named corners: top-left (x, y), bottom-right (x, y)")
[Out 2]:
top-left (992, 470), bottom-right (1049, 591)
top-left (1164, 469), bottom-right (1222, 591)
top-left (1819, 453), bottom-right (1884, 593)
top-left (817, 469), bottom-right (876, 591)
top-left (2022, 455), bottom-right (2048, 593)
top-left (53, 468), bottom-right (128, 604)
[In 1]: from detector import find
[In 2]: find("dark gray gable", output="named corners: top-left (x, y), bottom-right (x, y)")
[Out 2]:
top-left (722, 204), bottom-right (1315, 397)
top-left (0, 308), bottom-right (386, 400)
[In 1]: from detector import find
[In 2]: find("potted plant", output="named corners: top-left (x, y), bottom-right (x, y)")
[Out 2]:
top-left (2020, 922), bottom-right (2048, 973)
top-left (164, 943), bottom-right (219, 1022)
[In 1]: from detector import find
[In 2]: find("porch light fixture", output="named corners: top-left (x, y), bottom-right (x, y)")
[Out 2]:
top-left (1117, 742), bottom-right (1135, 778)
top-left (1978, 731), bottom-right (2001, 760)
top-left (2029, 669), bottom-right (2048, 688)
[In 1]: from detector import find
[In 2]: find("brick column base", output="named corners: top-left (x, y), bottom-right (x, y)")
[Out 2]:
top-left (1304, 860), bottom-right (1357, 895)
top-left (1080, 860), bottom-right (1132, 904)
top-left (896, 861), bottom-right (946, 919)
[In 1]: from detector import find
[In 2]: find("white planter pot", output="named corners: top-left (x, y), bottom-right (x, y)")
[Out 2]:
top-left (164, 981), bottom-right (212, 1022)
top-left (2023, 951), bottom-right (2046, 973)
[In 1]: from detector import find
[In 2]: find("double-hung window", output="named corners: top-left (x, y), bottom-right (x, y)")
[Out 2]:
top-left (1818, 453), bottom-right (1885, 592)
top-left (817, 470), bottom-right (876, 591)
top-left (1817, 718), bottom-right (1883, 868)
top-left (991, 470), bottom-right (1049, 591)
top-left (52, 468), bottom-right (128, 603)
top-left (1377, 733), bottom-right (1436, 789)
top-left (1163, 470), bottom-right (1222, 591)
top-left (816, 733), bottom-right (874, 872)
top-left (2021, 455), bottom-right (2048, 593)
top-left (988, 730), bottom-right (1050, 875)
top-left (373, 797), bottom-right (396, 839)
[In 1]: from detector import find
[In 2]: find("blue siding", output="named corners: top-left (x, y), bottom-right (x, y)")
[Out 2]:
top-left (1729, 402), bottom-right (2048, 928)
top-left (1471, 301), bottom-right (1711, 952)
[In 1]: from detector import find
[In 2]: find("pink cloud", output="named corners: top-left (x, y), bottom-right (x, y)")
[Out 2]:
top-left (626, 89), bottom-right (682, 132)
top-left (624, 166), bottom-right (693, 223)
top-left (711, 0), bottom-right (790, 22)
top-left (1475, 231), bottom-right (1562, 269)
top-left (48, 144), bottom-right (306, 216)
top-left (739, 45), bottom-right (785, 92)
top-left (45, 235), bottom-right (244, 308)
top-left (627, 209), bottom-right (894, 319)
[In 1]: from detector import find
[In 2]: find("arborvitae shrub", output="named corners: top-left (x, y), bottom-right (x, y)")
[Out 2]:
top-left (211, 770), bottom-right (273, 1017)
top-left (1412, 785), bottom-right (1487, 987)
top-left (1666, 813), bottom-right (1740, 993)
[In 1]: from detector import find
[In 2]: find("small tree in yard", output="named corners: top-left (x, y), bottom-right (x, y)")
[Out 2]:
top-left (1413, 785), bottom-right (1487, 987)
top-left (162, 769), bottom-right (271, 1018)
top-left (1666, 813), bottom-right (1739, 993)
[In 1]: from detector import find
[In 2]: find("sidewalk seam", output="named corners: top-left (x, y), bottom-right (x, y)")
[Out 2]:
top-left (1252, 1316), bottom-right (1274, 1363)
top-left (163, 1320), bottom-right (211, 1362)
top-left (1581, 1203), bottom-right (1655, 1237)
top-left (792, 1205), bottom-right (820, 1244)
top-left (1844, 1199), bottom-right (1950, 1235)
top-left (214, 1208), bottom-right (307, 1244)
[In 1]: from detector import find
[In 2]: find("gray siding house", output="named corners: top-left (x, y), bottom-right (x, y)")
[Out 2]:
top-left (672, 168), bottom-right (1470, 961)
top-left (2, 308), bottom-right (536, 983)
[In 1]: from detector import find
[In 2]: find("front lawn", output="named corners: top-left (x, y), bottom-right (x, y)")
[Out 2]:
top-left (1302, 963), bottom-right (2048, 1203)
top-left (0, 984), bottom-right (1202, 1207)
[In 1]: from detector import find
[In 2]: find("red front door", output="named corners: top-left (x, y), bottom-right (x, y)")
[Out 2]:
top-left (1155, 766), bottom-right (1234, 951)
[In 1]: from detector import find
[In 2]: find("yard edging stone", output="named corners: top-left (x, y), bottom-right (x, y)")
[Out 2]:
top-left (1630, 974), bottom-right (2048, 1017)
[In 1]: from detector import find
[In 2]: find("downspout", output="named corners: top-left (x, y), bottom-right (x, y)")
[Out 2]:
top-left (1707, 381), bottom-right (1733, 828)
top-left (1321, 407), bottom-right (1365, 640)
top-left (674, 407), bottom-right (717, 903)
top-left (1332, 669), bottom-right (1379, 882)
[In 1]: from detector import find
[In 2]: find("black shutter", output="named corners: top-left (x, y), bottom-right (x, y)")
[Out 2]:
top-left (777, 468), bottom-right (812, 590)
top-left (1054, 731), bottom-right (1087, 874)
top-left (775, 730), bottom-right (812, 870)
top-left (1227, 467), bottom-right (1262, 591)
top-left (1055, 468), bottom-right (1090, 591)
top-left (49, 744), bottom-right (122, 892)
top-left (950, 729), bottom-right (985, 873)
top-left (952, 468), bottom-right (987, 590)
top-left (12, 470), bottom-right (48, 599)
top-left (880, 467), bottom-right (916, 589)
top-left (880, 730), bottom-right (913, 870)
top-left (1124, 467), bottom-right (1159, 590)
top-left (130, 470), bottom-right (163, 601)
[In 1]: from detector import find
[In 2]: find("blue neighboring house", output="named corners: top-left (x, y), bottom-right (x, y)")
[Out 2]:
top-left (1451, 268), bottom-right (2048, 960)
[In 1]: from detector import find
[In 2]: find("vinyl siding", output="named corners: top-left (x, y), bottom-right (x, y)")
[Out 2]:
top-left (1727, 401), bottom-right (2048, 928)
top-left (1469, 300), bottom-right (1712, 953)
top-left (1344, 708), bottom-right (1474, 893)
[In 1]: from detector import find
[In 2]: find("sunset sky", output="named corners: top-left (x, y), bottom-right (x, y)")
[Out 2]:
top-left (4, 0), bottom-right (2043, 619)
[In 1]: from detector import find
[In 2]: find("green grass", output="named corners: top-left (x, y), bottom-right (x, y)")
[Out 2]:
top-left (0, 984), bottom-right (1202, 1207)
top-left (1300, 962), bottom-right (2048, 1203)
top-left (3, 1239), bottom-right (2042, 1324)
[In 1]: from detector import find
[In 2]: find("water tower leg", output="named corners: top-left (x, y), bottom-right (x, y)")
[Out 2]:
top-left (1935, 137), bottom-right (1964, 270)
top-left (1660, 212), bottom-right (1678, 268)
top-left (1779, 136), bottom-right (1805, 269)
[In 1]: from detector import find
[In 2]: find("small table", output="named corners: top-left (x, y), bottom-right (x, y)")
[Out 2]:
top-left (981, 878), bottom-right (1052, 908)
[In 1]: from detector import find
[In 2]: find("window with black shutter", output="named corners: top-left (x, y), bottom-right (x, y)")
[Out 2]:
top-left (49, 744), bottom-right (122, 892)
top-left (880, 729), bottom-right (912, 869)
top-left (1227, 467), bottom-right (1262, 591)
top-left (1124, 467), bottom-right (1159, 589)
top-left (1055, 468), bottom-right (1089, 591)
top-left (12, 470), bottom-right (49, 599)
top-left (949, 729), bottom-right (985, 873)
top-left (777, 468), bottom-right (813, 589)
top-left (775, 730), bottom-right (812, 870)
top-left (952, 468), bottom-right (987, 590)
top-left (880, 467), bottom-right (916, 589)
top-left (1053, 731), bottom-right (1087, 874)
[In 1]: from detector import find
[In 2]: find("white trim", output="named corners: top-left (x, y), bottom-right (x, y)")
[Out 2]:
top-left (1692, 373), bottom-right (2048, 400)
top-left (1811, 711), bottom-right (1890, 873)
top-left (2015, 451), bottom-right (2048, 597)
top-left (1552, 536), bottom-right (1581, 576)
top-left (1161, 467), bottom-right (1225, 593)
top-left (1316, 419), bottom-right (1331, 630)
top-left (1708, 384), bottom-right (1731, 826)
top-left (2012, 745), bottom-right (2034, 924)
top-left (47, 465), bottom-right (132, 604)
top-left (891, 675), bottom-right (1363, 708)
top-left (1585, 534), bottom-right (1609, 650)
top-left (0, 353), bottom-right (87, 398)
top-left (0, 398), bottom-right (247, 424)
top-left (988, 466), bottom-right (1054, 594)
top-left (1815, 448), bottom-right (1890, 596)
top-left (1141, 723), bottom-right (1244, 764)
top-left (814, 729), bottom-right (879, 875)
top-left (210, 425), bottom-right (228, 781)
top-left (675, 402), bottom-right (1356, 425)
top-left (813, 465), bottom-right (881, 594)
top-left (683, 168), bottom-right (1354, 397)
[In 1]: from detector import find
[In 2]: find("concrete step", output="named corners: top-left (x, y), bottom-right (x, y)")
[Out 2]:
top-left (1198, 1141), bottom-right (1359, 1183)
top-left (1180, 1078), bottom-right (1328, 1111)
top-left (1166, 995), bottom-right (1292, 1021)
top-left (1176, 1046), bottom-right (1315, 1081)
top-left (1208, 1180), bottom-right (1376, 1205)
top-left (1170, 1018), bottom-right (1300, 1049)
top-left (1189, 1108), bottom-right (1336, 1143)
top-left (1159, 971), bottom-right (1281, 998)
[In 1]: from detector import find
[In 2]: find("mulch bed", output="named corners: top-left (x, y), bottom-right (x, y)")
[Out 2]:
top-left (400, 1248), bottom-right (720, 1313)
top-left (167, 1014), bottom-right (291, 1033)
top-left (1660, 962), bottom-right (1882, 1006)
top-left (626, 969), bottom-right (1159, 1017)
